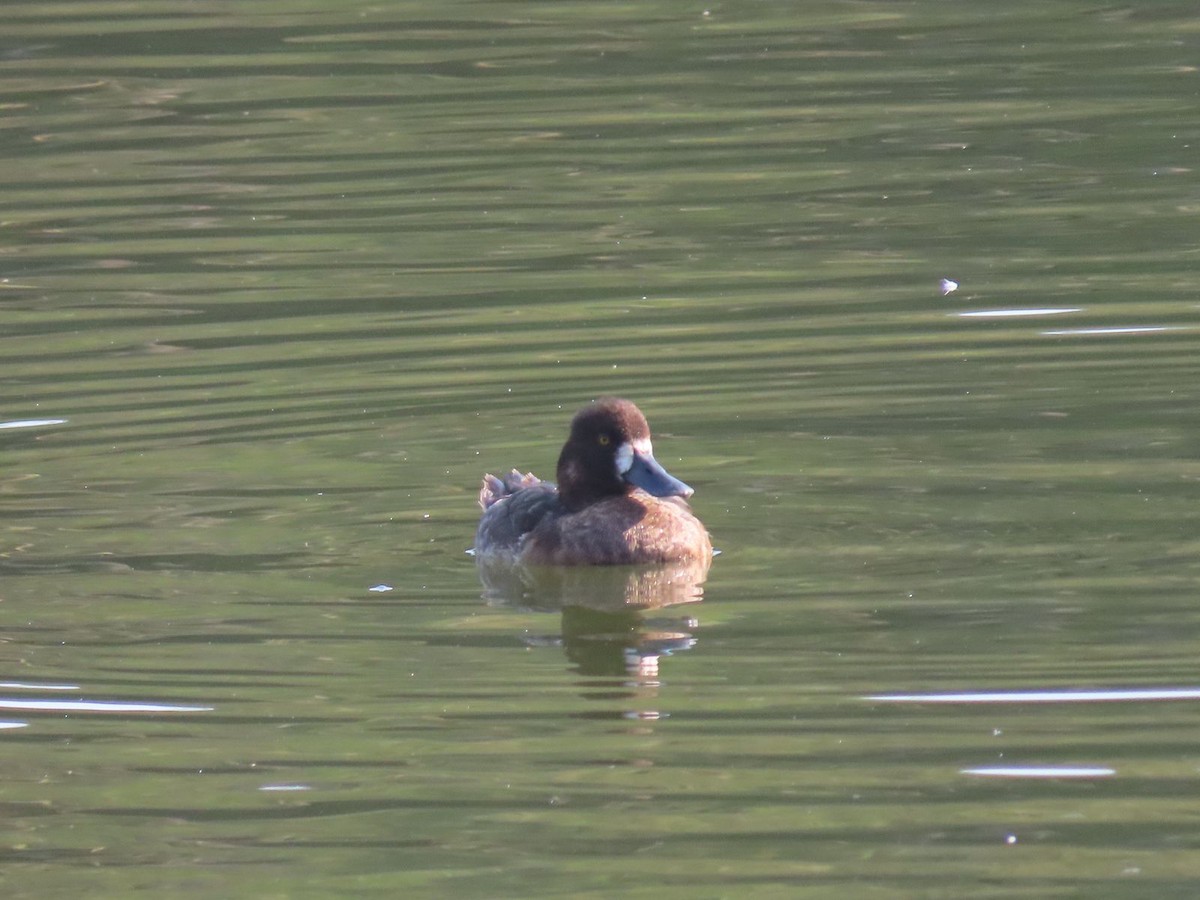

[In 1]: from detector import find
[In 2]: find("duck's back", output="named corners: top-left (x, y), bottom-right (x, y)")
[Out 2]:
top-left (474, 471), bottom-right (562, 559)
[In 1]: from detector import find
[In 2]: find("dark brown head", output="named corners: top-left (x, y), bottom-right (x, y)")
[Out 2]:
top-left (555, 397), bottom-right (693, 510)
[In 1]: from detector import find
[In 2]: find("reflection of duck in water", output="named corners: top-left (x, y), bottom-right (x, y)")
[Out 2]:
top-left (559, 604), bottom-right (698, 679)
top-left (474, 397), bottom-right (712, 566)
top-left (479, 558), bottom-right (709, 676)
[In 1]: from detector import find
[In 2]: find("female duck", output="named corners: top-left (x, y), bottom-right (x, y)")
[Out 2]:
top-left (475, 398), bottom-right (711, 566)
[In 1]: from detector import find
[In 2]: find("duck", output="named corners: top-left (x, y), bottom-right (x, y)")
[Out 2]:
top-left (474, 397), bottom-right (712, 566)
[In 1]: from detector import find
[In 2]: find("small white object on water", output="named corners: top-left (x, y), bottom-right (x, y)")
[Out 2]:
top-left (939, 278), bottom-right (959, 295)
top-left (368, 584), bottom-right (393, 593)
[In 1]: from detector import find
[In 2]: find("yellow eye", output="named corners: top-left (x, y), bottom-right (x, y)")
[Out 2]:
top-left (598, 434), bottom-right (611, 446)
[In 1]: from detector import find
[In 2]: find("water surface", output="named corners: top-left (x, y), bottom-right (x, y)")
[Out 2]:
top-left (4, 1), bottom-right (1200, 895)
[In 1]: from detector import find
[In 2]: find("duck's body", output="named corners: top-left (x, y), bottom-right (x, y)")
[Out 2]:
top-left (474, 398), bottom-right (711, 566)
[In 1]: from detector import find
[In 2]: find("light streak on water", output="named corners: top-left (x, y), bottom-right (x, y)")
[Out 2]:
top-left (956, 307), bottom-right (1080, 318)
top-left (962, 766), bottom-right (1115, 778)
top-left (1042, 325), bottom-right (1179, 336)
top-left (867, 687), bottom-right (1200, 703)
top-left (0, 418), bottom-right (67, 429)
top-left (0, 698), bottom-right (212, 713)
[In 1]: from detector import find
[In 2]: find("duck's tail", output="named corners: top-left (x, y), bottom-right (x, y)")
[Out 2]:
top-left (478, 469), bottom-right (543, 510)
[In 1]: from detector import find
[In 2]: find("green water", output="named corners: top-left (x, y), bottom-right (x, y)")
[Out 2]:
top-left (4, 1), bottom-right (1200, 896)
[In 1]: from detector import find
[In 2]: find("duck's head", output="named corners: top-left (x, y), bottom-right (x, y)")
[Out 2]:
top-left (556, 397), bottom-right (693, 510)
